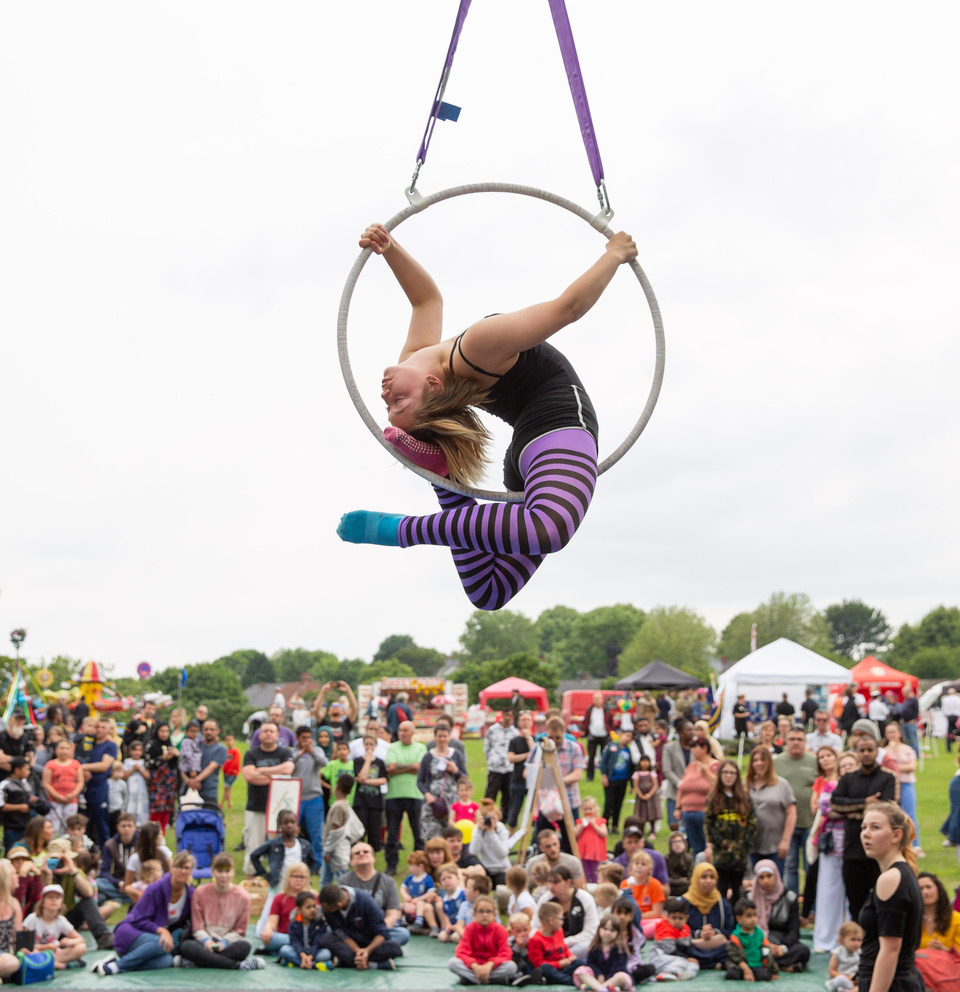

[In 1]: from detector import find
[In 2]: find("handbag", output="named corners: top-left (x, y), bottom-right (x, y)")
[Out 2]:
top-left (12, 951), bottom-right (54, 985)
top-left (915, 948), bottom-right (960, 992)
top-left (817, 827), bottom-right (835, 855)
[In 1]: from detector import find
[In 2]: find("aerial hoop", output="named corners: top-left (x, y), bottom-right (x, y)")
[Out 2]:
top-left (337, 182), bottom-right (665, 503)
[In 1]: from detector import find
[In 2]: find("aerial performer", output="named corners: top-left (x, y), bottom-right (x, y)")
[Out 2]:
top-left (336, 2), bottom-right (664, 610)
top-left (337, 221), bottom-right (638, 610)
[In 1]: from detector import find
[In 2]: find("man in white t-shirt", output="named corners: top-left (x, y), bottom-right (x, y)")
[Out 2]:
top-left (806, 710), bottom-right (843, 752)
top-left (941, 688), bottom-right (960, 751)
top-left (583, 693), bottom-right (611, 782)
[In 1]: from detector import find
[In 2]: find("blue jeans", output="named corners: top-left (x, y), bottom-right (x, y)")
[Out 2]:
top-left (682, 811), bottom-right (706, 857)
top-left (539, 960), bottom-right (583, 985)
top-left (666, 797), bottom-right (678, 827)
top-left (278, 943), bottom-right (332, 966)
top-left (899, 781), bottom-right (921, 847)
top-left (321, 862), bottom-right (345, 886)
top-left (263, 932), bottom-right (291, 954)
top-left (388, 926), bottom-right (410, 947)
top-left (903, 721), bottom-right (920, 757)
top-left (299, 795), bottom-right (325, 868)
top-left (784, 827), bottom-right (809, 894)
top-left (118, 930), bottom-right (181, 972)
top-left (96, 875), bottom-right (131, 905)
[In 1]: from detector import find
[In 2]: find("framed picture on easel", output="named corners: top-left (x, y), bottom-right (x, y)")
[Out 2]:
top-left (266, 776), bottom-right (302, 834)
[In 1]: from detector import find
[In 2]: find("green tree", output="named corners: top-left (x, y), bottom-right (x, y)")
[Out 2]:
top-left (373, 636), bottom-right (416, 663)
top-left (824, 600), bottom-right (891, 659)
top-left (148, 661), bottom-right (247, 735)
top-left (451, 652), bottom-right (558, 705)
top-left (891, 606), bottom-right (960, 665)
top-left (554, 605), bottom-right (645, 679)
top-left (364, 659), bottom-right (416, 684)
top-left (458, 610), bottom-right (538, 665)
top-left (231, 650), bottom-right (274, 687)
top-left (900, 646), bottom-right (959, 680)
top-left (618, 606), bottom-right (716, 682)
top-left (535, 606), bottom-right (580, 657)
top-left (272, 648), bottom-right (331, 684)
top-left (718, 593), bottom-right (832, 660)
top-left (393, 646), bottom-right (446, 677)
top-left (310, 654), bottom-right (345, 686)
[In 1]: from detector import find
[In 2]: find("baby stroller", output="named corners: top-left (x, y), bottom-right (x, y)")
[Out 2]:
top-left (175, 798), bottom-right (226, 879)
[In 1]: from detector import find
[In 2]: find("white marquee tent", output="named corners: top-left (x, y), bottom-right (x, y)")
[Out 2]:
top-left (717, 638), bottom-right (852, 737)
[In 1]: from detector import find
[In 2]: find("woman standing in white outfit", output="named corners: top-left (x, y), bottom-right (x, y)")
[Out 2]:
top-left (813, 750), bottom-right (859, 951)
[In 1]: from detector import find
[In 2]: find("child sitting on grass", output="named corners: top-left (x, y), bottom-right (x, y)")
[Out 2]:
top-left (666, 832), bottom-right (694, 897)
top-left (529, 861), bottom-right (550, 901)
top-left (572, 912), bottom-right (633, 992)
top-left (126, 859), bottom-right (162, 903)
top-left (278, 891), bottom-right (335, 971)
top-left (528, 901), bottom-right (583, 986)
top-left (436, 862), bottom-right (466, 943)
top-left (22, 884), bottom-right (87, 969)
top-left (448, 895), bottom-right (519, 986)
top-left (650, 897), bottom-right (699, 981)
top-left (825, 921), bottom-right (863, 992)
top-left (593, 882), bottom-right (621, 913)
top-left (508, 912), bottom-right (540, 983)
top-left (597, 862), bottom-right (625, 888)
top-left (454, 874), bottom-right (491, 941)
top-left (506, 865), bottom-right (536, 921)
top-left (611, 897), bottom-right (656, 986)
top-left (725, 898), bottom-right (778, 982)
top-left (401, 850), bottom-right (437, 935)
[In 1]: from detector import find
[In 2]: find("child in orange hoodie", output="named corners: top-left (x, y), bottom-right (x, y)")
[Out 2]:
top-left (448, 896), bottom-right (519, 986)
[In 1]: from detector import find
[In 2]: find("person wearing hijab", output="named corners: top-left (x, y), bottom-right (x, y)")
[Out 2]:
top-left (314, 726), bottom-right (335, 760)
top-left (680, 862), bottom-right (734, 970)
top-left (143, 722), bottom-right (179, 833)
top-left (751, 860), bottom-right (811, 973)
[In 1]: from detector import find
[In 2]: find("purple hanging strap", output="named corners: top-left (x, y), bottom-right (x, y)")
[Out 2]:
top-left (409, 0), bottom-right (473, 194)
top-left (548, 0), bottom-right (603, 186)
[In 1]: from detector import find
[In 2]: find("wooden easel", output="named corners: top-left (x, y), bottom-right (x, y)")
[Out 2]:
top-left (516, 739), bottom-right (579, 865)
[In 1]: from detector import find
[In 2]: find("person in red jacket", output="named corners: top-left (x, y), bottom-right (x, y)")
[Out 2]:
top-left (528, 901), bottom-right (583, 985)
top-left (448, 896), bottom-right (520, 985)
top-left (221, 735), bottom-right (241, 810)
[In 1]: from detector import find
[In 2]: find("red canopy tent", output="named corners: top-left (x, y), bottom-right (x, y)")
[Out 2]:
top-left (844, 656), bottom-right (919, 702)
top-left (478, 676), bottom-right (549, 712)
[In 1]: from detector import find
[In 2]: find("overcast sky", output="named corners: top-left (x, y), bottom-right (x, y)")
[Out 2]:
top-left (3, 2), bottom-right (958, 678)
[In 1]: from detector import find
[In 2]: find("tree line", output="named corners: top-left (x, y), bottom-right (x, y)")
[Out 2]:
top-left (9, 595), bottom-right (958, 734)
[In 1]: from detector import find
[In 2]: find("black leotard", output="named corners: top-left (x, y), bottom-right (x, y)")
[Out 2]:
top-left (858, 861), bottom-right (923, 992)
top-left (450, 333), bottom-right (598, 491)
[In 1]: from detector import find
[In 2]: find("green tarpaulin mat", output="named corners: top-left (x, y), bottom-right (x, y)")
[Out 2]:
top-left (47, 930), bottom-right (833, 990)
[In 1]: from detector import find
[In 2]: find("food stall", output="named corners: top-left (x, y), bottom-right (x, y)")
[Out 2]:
top-left (357, 677), bottom-right (468, 742)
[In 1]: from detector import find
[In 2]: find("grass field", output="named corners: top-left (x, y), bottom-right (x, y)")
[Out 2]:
top-left (210, 738), bottom-right (959, 885)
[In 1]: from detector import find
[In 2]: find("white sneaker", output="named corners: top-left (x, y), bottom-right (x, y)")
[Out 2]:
top-left (90, 953), bottom-right (118, 976)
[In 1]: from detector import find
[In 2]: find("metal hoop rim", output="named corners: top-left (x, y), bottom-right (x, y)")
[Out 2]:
top-left (337, 182), bottom-right (665, 503)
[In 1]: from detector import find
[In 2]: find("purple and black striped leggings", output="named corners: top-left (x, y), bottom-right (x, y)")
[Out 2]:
top-left (398, 428), bottom-right (598, 610)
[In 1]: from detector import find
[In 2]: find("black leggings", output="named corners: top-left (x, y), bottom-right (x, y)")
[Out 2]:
top-left (180, 939), bottom-right (251, 969)
top-left (602, 780), bottom-right (630, 830)
top-left (716, 865), bottom-right (746, 904)
top-left (356, 805), bottom-right (383, 852)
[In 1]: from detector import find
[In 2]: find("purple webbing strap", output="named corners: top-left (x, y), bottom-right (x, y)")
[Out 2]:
top-left (547, 0), bottom-right (604, 187)
top-left (415, 0), bottom-right (473, 167)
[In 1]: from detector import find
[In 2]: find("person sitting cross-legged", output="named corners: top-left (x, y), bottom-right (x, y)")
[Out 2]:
top-left (278, 891), bottom-right (336, 970)
top-left (177, 853), bottom-right (265, 971)
top-left (316, 882), bottom-right (403, 970)
top-left (447, 894), bottom-right (518, 985)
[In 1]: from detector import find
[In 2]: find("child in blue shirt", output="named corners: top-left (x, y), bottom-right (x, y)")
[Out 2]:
top-left (438, 863), bottom-right (467, 943)
top-left (278, 892), bottom-right (335, 970)
top-left (401, 851), bottom-right (437, 934)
